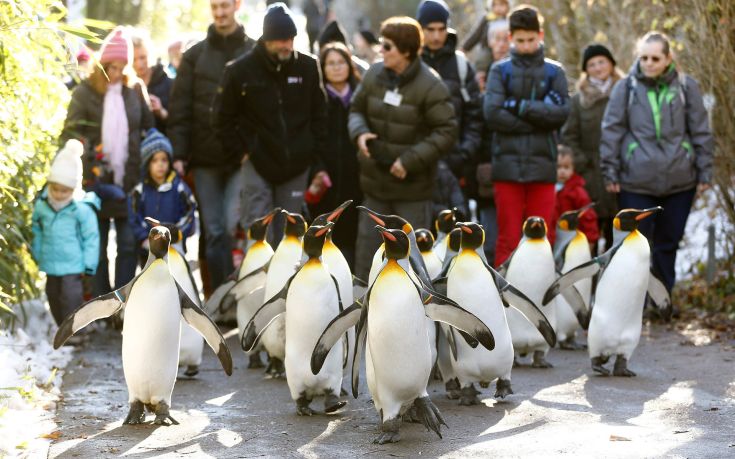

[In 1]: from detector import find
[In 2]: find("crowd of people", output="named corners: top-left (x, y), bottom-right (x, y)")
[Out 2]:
top-left (32, 0), bottom-right (713, 328)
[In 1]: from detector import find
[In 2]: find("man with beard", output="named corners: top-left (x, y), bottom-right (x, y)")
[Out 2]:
top-left (215, 2), bottom-right (328, 243)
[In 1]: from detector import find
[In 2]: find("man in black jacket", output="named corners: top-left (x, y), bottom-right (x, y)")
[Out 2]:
top-left (168, 0), bottom-right (254, 290)
top-left (417, 0), bottom-right (482, 216)
top-left (216, 3), bottom-right (328, 242)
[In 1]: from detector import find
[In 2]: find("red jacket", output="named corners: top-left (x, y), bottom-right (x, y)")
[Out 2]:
top-left (554, 173), bottom-right (600, 243)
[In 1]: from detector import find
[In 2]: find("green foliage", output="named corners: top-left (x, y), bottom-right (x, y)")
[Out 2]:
top-left (0, 1), bottom-right (101, 328)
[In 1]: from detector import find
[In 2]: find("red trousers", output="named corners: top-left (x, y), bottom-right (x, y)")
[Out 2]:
top-left (493, 181), bottom-right (556, 267)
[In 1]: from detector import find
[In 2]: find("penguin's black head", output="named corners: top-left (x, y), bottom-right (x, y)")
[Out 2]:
top-left (452, 206), bottom-right (467, 223)
top-left (249, 207), bottom-right (281, 241)
top-left (415, 228), bottom-right (435, 252)
top-left (283, 210), bottom-right (307, 239)
top-left (614, 207), bottom-right (663, 232)
top-left (457, 222), bottom-right (484, 250)
top-left (434, 209), bottom-right (455, 235)
top-left (447, 228), bottom-right (462, 253)
top-left (303, 222), bottom-right (334, 259)
top-left (358, 206), bottom-right (413, 235)
top-left (312, 200), bottom-right (353, 227)
top-left (376, 225), bottom-right (410, 260)
top-left (557, 203), bottom-right (595, 232)
top-left (145, 217), bottom-right (182, 244)
top-left (148, 225), bottom-right (171, 259)
top-left (523, 216), bottom-right (548, 240)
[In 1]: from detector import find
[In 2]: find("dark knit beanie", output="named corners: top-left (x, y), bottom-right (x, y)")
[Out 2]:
top-left (318, 20), bottom-right (347, 47)
top-left (262, 2), bottom-right (297, 41)
top-left (140, 128), bottom-right (173, 170)
top-left (416, 0), bottom-right (450, 27)
top-left (359, 30), bottom-right (379, 46)
top-left (582, 44), bottom-right (616, 72)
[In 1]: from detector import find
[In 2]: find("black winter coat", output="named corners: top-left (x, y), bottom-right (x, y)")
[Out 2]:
top-left (483, 47), bottom-right (569, 183)
top-left (168, 24), bottom-right (254, 169)
top-left (420, 32), bottom-right (483, 180)
top-left (147, 63), bottom-right (174, 133)
top-left (215, 40), bottom-right (329, 185)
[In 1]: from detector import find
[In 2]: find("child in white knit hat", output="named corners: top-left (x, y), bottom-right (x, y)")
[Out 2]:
top-left (31, 139), bottom-right (101, 329)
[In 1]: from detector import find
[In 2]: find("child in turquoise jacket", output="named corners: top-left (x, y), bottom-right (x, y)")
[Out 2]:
top-left (32, 140), bottom-right (100, 326)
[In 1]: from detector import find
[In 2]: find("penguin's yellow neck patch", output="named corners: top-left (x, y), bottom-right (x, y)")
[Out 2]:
top-left (571, 231), bottom-right (588, 246)
top-left (324, 239), bottom-right (339, 253)
top-left (284, 235), bottom-right (301, 245)
top-left (458, 248), bottom-right (480, 259)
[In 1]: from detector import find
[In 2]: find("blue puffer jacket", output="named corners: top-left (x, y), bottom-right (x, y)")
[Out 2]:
top-left (31, 189), bottom-right (101, 276)
top-left (128, 172), bottom-right (197, 242)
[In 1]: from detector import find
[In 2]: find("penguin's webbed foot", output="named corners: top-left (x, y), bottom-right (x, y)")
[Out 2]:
top-left (324, 390), bottom-right (346, 414)
top-left (531, 351), bottom-right (553, 368)
top-left (479, 381), bottom-right (490, 389)
top-left (613, 355), bottom-right (636, 377)
top-left (184, 365), bottom-right (199, 377)
top-left (123, 400), bottom-right (145, 425)
top-left (445, 378), bottom-right (461, 399)
top-left (152, 402), bottom-right (179, 426)
top-left (559, 337), bottom-right (587, 351)
top-left (296, 394), bottom-right (315, 416)
top-left (373, 417), bottom-right (401, 444)
top-left (494, 379), bottom-right (514, 399)
top-left (591, 356), bottom-right (610, 376)
top-left (248, 352), bottom-right (265, 369)
top-left (458, 384), bottom-right (481, 406)
top-left (413, 396), bottom-right (447, 438)
top-left (265, 357), bottom-right (286, 379)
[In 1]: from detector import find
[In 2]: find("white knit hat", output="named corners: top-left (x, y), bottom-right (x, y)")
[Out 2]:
top-left (48, 139), bottom-right (84, 189)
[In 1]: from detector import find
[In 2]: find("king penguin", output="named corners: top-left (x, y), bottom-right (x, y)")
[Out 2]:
top-left (504, 217), bottom-right (558, 368)
top-left (310, 226), bottom-right (495, 444)
top-left (553, 205), bottom-right (595, 350)
top-left (544, 207), bottom-right (670, 376)
top-left (447, 222), bottom-right (555, 404)
top-left (256, 210), bottom-right (306, 378)
top-left (54, 225), bottom-right (232, 425)
top-left (432, 209), bottom-right (456, 263)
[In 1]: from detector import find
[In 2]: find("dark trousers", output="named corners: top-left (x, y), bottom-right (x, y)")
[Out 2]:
top-left (354, 195), bottom-right (433, 280)
top-left (46, 274), bottom-right (83, 326)
top-left (593, 216), bottom-right (615, 256)
top-left (618, 188), bottom-right (696, 292)
top-left (478, 203), bottom-right (498, 263)
top-left (94, 217), bottom-right (137, 296)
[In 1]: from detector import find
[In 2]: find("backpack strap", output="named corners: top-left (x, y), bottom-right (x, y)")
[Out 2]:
top-left (499, 59), bottom-right (512, 94)
top-left (542, 61), bottom-right (558, 99)
top-left (455, 51), bottom-right (471, 103)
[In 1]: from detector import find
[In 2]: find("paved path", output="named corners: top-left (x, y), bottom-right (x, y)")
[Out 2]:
top-left (49, 324), bottom-right (735, 458)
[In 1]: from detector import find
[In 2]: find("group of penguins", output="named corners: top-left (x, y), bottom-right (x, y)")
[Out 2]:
top-left (53, 200), bottom-right (672, 444)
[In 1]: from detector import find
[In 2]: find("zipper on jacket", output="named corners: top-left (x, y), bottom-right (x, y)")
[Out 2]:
top-left (647, 83), bottom-right (669, 141)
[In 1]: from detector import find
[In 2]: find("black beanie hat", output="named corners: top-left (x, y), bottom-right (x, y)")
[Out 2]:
top-left (582, 44), bottom-right (616, 72)
top-left (359, 30), bottom-right (379, 46)
top-left (416, 0), bottom-right (450, 27)
top-left (262, 2), bottom-right (297, 41)
top-left (318, 20), bottom-right (347, 47)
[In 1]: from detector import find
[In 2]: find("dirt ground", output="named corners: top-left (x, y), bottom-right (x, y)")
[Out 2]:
top-left (46, 321), bottom-right (735, 458)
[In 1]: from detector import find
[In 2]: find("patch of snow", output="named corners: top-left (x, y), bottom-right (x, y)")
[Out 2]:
top-left (0, 298), bottom-right (72, 457)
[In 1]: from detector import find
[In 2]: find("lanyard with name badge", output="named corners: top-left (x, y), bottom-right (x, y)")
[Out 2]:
top-left (383, 88), bottom-right (402, 107)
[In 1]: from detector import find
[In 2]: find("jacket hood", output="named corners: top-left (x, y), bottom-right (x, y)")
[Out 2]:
top-left (563, 172), bottom-right (586, 189)
top-left (631, 60), bottom-right (678, 87)
top-left (510, 44), bottom-right (545, 67)
top-left (377, 57), bottom-right (423, 88)
top-left (40, 187), bottom-right (101, 211)
top-left (576, 67), bottom-right (625, 109)
top-left (207, 23), bottom-right (247, 51)
top-left (149, 62), bottom-right (172, 87)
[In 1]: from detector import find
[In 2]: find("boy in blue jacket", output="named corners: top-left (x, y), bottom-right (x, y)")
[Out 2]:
top-left (32, 140), bottom-right (100, 326)
top-left (128, 129), bottom-right (196, 265)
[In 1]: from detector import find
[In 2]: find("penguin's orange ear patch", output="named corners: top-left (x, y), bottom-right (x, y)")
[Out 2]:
top-left (315, 227), bottom-right (330, 237)
top-left (382, 231), bottom-right (397, 242)
top-left (460, 225), bottom-right (472, 234)
top-left (443, 213), bottom-right (453, 221)
top-left (287, 215), bottom-right (296, 224)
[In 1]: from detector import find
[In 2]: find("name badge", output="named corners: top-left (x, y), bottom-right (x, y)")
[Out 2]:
top-left (383, 89), bottom-right (402, 107)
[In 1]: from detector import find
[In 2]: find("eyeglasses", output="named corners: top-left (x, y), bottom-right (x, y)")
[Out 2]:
top-left (325, 61), bottom-right (348, 68)
top-left (381, 42), bottom-right (393, 52)
top-left (640, 55), bottom-right (662, 63)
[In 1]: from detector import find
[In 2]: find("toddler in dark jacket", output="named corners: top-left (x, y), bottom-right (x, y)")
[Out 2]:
top-left (553, 145), bottom-right (599, 250)
top-left (128, 129), bottom-right (196, 263)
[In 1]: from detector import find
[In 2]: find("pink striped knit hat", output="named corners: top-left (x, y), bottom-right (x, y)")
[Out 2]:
top-left (99, 26), bottom-right (132, 64)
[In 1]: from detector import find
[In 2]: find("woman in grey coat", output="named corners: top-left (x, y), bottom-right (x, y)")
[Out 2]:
top-left (600, 31), bottom-right (713, 294)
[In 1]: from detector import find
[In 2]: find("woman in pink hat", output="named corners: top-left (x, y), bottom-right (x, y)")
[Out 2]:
top-left (61, 26), bottom-right (154, 298)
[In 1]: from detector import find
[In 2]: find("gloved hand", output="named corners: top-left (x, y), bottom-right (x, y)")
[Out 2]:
top-left (543, 90), bottom-right (564, 106)
top-left (503, 98), bottom-right (529, 116)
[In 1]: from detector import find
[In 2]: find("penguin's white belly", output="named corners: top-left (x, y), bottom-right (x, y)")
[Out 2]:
top-left (434, 237), bottom-right (448, 263)
top-left (122, 261), bottom-right (181, 405)
top-left (168, 251), bottom-right (204, 367)
top-left (589, 239), bottom-right (649, 359)
top-left (262, 241), bottom-right (301, 359)
top-left (554, 296), bottom-right (579, 342)
top-left (448, 255), bottom-right (513, 384)
top-left (285, 264), bottom-right (343, 400)
top-left (323, 245), bottom-right (356, 384)
top-left (366, 267), bottom-right (431, 421)
top-left (367, 245), bottom-right (385, 285)
top-left (555, 242), bottom-right (593, 342)
top-left (506, 243), bottom-right (556, 354)
top-left (421, 252), bottom-right (442, 280)
top-left (235, 272), bottom-right (267, 337)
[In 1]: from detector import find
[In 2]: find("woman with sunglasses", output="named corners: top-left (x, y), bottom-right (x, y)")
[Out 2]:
top-left (61, 26), bottom-right (154, 298)
top-left (348, 16), bottom-right (457, 280)
top-left (599, 31), bottom-right (713, 301)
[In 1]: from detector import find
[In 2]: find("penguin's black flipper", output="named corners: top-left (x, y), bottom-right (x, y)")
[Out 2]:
top-left (240, 274), bottom-right (296, 351)
top-left (543, 260), bottom-right (601, 305)
top-left (441, 325), bottom-right (458, 360)
top-left (351, 304), bottom-right (368, 398)
top-left (53, 282), bottom-right (131, 348)
top-left (484, 264), bottom-right (557, 348)
top-left (310, 303), bottom-right (362, 375)
top-left (560, 285), bottom-right (591, 330)
top-left (432, 276), bottom-right (448, 297)
top-left (178, 282), bottom-right (233, 376)
top-left (352, 275), bottom-right (368, 288)
top-left (422, 294), bottom-right (495, 352)
top-left (204, 279), bottom-right (236, 315)
top-left (647, 270), bottom-right (672, 319)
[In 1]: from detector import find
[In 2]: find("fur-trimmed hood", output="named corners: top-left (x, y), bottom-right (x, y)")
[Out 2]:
top-left (576, 67), bottom-right (625, 109)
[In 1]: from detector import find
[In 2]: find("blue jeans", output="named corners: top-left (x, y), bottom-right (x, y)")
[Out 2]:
top-left (618, 188), bottom-right (696, 292)
top-left (478, 204), bottom-right (498, 263)
top-left (94, 217), bottom-right (137, 296)
top-left (193, 165), bottom-right (244, 290)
